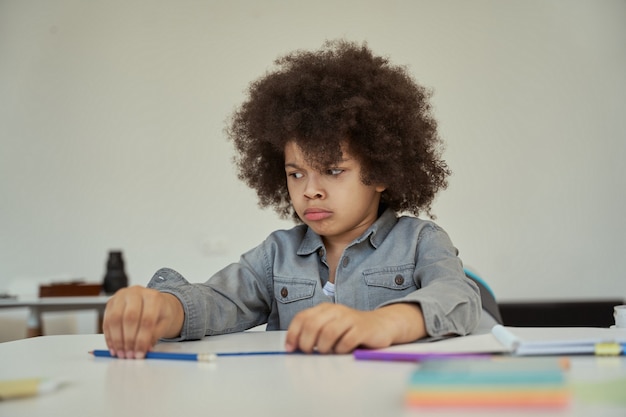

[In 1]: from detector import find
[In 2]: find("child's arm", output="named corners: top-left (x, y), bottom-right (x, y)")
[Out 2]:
top-left (284, 302), bottom-right (426, 354)
top-left (102, 286), bottom-right (185, 359)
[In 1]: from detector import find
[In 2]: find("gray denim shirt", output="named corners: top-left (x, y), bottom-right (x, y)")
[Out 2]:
top-left (148, 208), bottom-right (481, 341)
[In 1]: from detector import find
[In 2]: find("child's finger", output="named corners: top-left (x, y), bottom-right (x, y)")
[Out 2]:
top-left (285, 306), bottom-right (324, 352)
top-left (286, 304), bottom-right (342, 353)
top-left (315, 319), bottom-right (351, 353)
top-left (119, 299), bottom-right (144, 359)
top-left (129, 292), bottom-right (163, 358)
top-left (102, 293), bottom-right (133, 357)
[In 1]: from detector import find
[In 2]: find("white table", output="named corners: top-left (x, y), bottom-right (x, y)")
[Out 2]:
top-left (1, 331), bottom-right (625, 417)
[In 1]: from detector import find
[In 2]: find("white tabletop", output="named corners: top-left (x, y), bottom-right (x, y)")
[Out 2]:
top-left (1, 331), bottom-right (625, 417)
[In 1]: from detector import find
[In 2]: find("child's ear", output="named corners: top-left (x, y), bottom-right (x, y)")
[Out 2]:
top-left (375, 184), bottom-right (386, 193)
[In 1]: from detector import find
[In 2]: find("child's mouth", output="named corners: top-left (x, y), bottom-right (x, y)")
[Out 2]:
top-left (304, 209), bottom-right (332, 221)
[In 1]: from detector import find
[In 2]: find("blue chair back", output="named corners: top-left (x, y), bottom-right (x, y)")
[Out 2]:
top-left (464, 269), bottom-right (503, 325)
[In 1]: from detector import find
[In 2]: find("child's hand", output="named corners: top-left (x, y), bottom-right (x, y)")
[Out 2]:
top-left (102, 286), bottom-right (184, 359)
top-left (284, 302), bottom-right (426, 354)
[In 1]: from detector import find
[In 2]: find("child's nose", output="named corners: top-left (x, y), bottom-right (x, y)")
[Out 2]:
top-left (304, 175), bottom-right (325, 199)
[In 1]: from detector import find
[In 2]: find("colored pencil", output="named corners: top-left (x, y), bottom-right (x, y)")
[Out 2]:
top-left (90, 349), bottom-right (303, 362)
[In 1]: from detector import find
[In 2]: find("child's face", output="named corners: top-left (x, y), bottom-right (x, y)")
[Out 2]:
top-left (284, 141), bottom-right (386, 246)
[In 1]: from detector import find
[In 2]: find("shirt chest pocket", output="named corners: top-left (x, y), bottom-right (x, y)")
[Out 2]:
top-left (273, 277), bottom-right (317, 328)
top-left (363, 265), bottom-right (418, 309)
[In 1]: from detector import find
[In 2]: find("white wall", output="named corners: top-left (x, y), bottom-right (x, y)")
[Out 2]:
top-left (1, 0), bottom-right (625, 302)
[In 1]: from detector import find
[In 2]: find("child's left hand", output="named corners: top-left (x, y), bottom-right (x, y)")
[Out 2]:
top-left (284, 302), bottom-right (426, 354)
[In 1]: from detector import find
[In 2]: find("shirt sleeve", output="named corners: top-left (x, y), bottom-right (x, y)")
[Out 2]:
top-left (146, 243), bottom-right (274, 341)
top-left (377, 223), bottom-right (482, 338)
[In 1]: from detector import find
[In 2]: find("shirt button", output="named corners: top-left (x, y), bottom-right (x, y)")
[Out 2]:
top-left (318, 248), bottom-right (325, 257)
top-left (280, 287), bottom-right (288, 298)
top-left (342, 257), bottom-right (350, 268)
top-left (433, 316), bottom-right (441, 331)
top-left (394, 274), bottom-right (405, 285)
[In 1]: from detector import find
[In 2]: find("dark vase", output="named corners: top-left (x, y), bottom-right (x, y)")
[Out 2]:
top-left (103, 251), bottom-right (128, 295)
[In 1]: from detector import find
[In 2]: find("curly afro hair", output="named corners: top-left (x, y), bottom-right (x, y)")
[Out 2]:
top-left (227, 40), bottom-right (450, 220)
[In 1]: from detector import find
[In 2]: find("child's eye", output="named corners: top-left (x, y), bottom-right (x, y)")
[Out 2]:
top-left (326, 168), bottom-right (343, 176)
top-left (288, 172), bottom-right (303, 179)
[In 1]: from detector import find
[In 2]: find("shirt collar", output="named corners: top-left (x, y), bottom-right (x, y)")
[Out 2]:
top-left (296, 208), bottom-right (398, 255)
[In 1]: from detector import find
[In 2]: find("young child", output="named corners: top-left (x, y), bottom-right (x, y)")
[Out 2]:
top-left (103, 40), bottom-right (481, 359)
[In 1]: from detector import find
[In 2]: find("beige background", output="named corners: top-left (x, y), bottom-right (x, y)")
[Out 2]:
top-left (1, 0), bottom-right (625, 303)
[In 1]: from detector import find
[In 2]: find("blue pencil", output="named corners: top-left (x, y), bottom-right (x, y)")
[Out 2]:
top-left (90, 349), bottom-right (299, 362)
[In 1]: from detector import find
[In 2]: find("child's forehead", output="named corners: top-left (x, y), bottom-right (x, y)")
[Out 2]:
top-left (284, 141), bottom-right (353, 167)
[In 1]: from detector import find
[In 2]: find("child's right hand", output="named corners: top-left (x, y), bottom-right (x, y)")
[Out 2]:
top-left (102, 286), bottom-right (184, 359)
